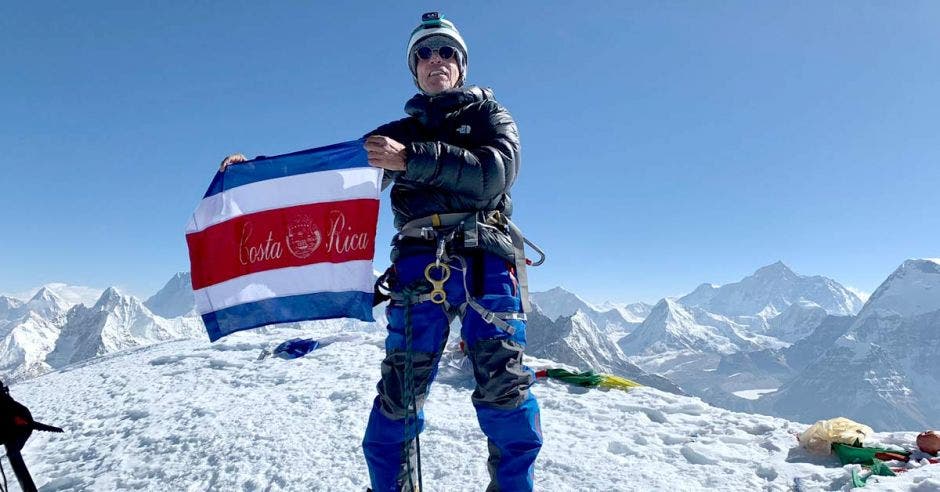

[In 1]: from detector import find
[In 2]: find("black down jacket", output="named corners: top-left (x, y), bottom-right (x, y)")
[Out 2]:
top-left (368, 86), bottom-right (520, 262)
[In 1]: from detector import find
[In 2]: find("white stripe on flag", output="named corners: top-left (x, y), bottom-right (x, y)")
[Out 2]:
top-left (193, 260), bottom-right (375, 314)
top-left (186, 167), bottom-right (382, 233)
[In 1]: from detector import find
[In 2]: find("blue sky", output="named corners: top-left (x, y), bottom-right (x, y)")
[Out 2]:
top-left (1, 2), bottom-right (938, 303)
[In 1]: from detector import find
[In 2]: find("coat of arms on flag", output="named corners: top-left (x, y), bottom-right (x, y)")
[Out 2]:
top-left (185, 139), bottom-right (382, 341)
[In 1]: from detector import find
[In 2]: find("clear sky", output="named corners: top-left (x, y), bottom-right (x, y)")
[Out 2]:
top-left (1, 2), bottom-right (938, 304)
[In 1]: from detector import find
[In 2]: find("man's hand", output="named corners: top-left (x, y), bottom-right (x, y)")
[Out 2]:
top-left (219, 153), bottom-right (248, 171)
top-left (365, 135), bottom-right (407, 171)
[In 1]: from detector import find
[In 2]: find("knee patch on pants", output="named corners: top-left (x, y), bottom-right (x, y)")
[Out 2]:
top-left (468, 338), bottom-right (534, 409)
top-left (376, 349), bottom-right (439, 420)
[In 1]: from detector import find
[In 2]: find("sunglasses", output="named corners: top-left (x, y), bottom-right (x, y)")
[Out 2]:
top-left (415, 45), bottom-right (458, 61)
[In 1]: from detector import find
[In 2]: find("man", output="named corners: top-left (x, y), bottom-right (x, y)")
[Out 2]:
top-left (220, 12), bottom-right (542, 491)
top-left (361, 13), bottom-right (542, 492)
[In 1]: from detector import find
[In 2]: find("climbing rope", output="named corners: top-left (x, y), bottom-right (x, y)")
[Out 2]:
top-left (401, 282), bottom-right (425, 492)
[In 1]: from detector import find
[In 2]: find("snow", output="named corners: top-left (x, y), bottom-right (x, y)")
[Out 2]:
top-left (733, 388), bottom-right (778, 400)
top-left (11, 325), bottom-right (940, 491)
top-left (859, 259), bottom-right (940, 320)
top-left (7, 283), bottom-right (104, 308)
top-left (595, 300), bottom-right (653, 324)
top-left (763, 259), bottom-right (940, 431)
top-left (847, 286), bottom-right (872, 303)
top-left (144, 272), bottom-right (196, 318)
top-left (620, 298), bottom-right (775, 357)
top-left (530, 287), bottom-right (598, 321)
top-left (3, 257), bottom-right (939, 489)
top-left (678, 261), bottom-right (864, 318)
top-left (530, 288), bottom-right (644, 334)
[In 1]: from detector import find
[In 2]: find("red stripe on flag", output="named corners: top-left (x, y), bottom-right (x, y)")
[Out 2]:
top-left (187, 199), bottom-right (378, 290)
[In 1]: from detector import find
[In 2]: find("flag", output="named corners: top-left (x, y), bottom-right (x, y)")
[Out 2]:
top-left (185, 139), bottom-right (381, 341)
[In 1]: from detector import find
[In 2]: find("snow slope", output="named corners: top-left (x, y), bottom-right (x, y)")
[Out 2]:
top-left (14, 326), bottom-right (940, 491)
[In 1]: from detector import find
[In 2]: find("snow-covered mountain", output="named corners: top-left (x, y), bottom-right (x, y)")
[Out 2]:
top-left (11, 326), bottom-right (940, 491)
top-left (619, 298), bottom-right (782, 357)
top-left (596, 300), bottom-right (654, 324)
top-left (857, 258), bottom-right (940, 320)
top-left (777, 314), bottom-right (855, 373)
top-left (8, 282), bottom-right (104, 309)
top-left (0, 295), bottom-right (24, 321)
top-left (0, 288), bottom-right (75, 382)
top-left (679, 261), bottom-right (864, 319)
top-left (530, 287), bottom-right (597, 321)
top-left (617, 298), bottom-right (789, 402)
top-left (16, 286), bottom-right (72, 322)
top-left (625, 262), bottom-right (861, 395)
top-left (619, 263), bottom-right (862, 410)
top-left (764, 259), bottom-right (940, 430)
top-left (530, 287), bottom-right (645, 333)
top-left (525, 309), bottom-right (682, 394)
top-left (766, 300), bottom-right (829, 342)
top-left (46, 287), bottom-right (204, 369)
top-left (144, 272), bottom-right (196, 318)
top-left (0, 312), bottom-right (60, 381)
top-left (5, 258), bottom-right (935, 437)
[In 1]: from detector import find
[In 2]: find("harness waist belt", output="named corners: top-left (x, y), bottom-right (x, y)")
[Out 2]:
top-left (395, 211), bottom-right (537, 313)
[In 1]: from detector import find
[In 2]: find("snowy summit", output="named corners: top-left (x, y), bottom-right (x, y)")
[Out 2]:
top-left (13, 326), bottom-right (940, 491)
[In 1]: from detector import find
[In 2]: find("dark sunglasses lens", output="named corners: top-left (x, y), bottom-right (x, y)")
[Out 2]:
top-left (416, 46), bottom-right (433, 60)
top-left (438, 46), bottom-right (456, 59)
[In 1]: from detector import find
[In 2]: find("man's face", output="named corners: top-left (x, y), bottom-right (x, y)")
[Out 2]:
top-left (416, 48), bottom-right (460, 95)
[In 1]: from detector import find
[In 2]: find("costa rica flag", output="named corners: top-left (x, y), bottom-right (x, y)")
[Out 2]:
top-left (185, 139), bottom-right (381, 341)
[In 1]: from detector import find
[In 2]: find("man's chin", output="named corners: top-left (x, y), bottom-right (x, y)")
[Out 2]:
top-left (423, 83), bottom-right (454, 95)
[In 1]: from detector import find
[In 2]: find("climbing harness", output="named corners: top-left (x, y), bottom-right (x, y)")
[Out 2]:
top-left (375, 211), bottom-right (546, 491)
top-left (392, 211), bottom-right (545, 313)
top-left (377, 210), bottom-right (544, 342)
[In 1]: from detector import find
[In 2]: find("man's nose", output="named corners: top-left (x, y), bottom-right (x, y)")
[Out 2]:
top-left (428, 52), bottom-right (443, 64)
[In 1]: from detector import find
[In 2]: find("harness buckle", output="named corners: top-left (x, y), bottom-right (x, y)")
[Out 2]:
top-left (419, 227), bottom-right (436, 241)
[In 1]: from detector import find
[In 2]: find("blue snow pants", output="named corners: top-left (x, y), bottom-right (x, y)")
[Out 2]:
top-left (363, 252), bottom-right (543, 492)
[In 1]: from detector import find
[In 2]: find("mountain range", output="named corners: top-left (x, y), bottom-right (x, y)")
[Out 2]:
top-left (4, 258), bottom-right (938, 431)
top-left (0, 284), bottom-right (201, 382)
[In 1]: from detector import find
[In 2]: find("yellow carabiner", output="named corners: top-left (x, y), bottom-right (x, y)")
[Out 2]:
top-left (424, 262), bottom-right (451, 304)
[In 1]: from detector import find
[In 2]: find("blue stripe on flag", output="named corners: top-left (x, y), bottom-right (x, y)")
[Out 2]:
top-left (204, 138), bottom-right (368, 198)
top-left (201, 290), bottom-right (375, 342)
